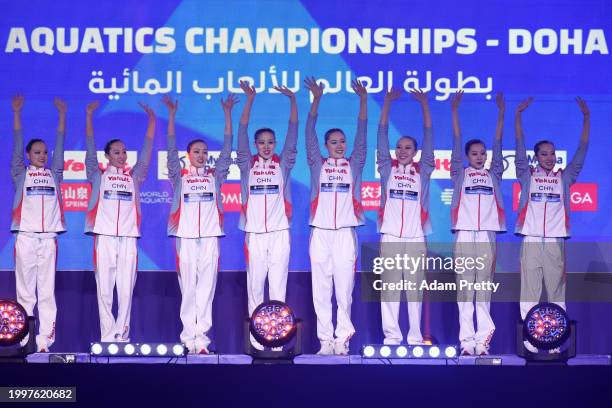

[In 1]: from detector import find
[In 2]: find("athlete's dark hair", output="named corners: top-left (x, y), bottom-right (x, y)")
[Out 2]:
top-left (187, 139), bottom-right (208, 153)
top-left (254, 128), bottom-right (275, 142)
top-left (25, 138), bottom-right (45, 153)
top-left (464, 139), bottom-right (486, 155)
top-left (397, 136), bottom-right (418, 151)
top-left (104, 139), bottom-right (123, 155)
top-left (534, 140), bottom-right (555, 155)
top-left (324, 128), bottom-right (345, 143)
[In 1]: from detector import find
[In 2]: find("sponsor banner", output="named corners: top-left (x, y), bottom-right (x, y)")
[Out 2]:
top-left (361, 181), bottom-right (382, 211)
top-left (60, 183), bottom-right (91, 211)
top-left (374, 150), bottom-right (567, 180)
top-left (157, 151), bottom-right (240, 180)
top-left (63, 151), bottom-right (138, 180)
top-left (512, 182), bottom-right (598, 211)
top-left (220, 183), bottom-right (242, 212)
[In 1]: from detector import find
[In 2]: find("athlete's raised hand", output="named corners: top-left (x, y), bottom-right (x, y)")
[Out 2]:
top-left (221, 93), bottom-right (239, 113)
top-left (240, 80), bottom-right (256, 101)
top-left (12, 94), bottom-right (24, 112)
top-left (451, 90), bottom-right (464, 111)
top-left (162, 95), bottom-right (178, 115)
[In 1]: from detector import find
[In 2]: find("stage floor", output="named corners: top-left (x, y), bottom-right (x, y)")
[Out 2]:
top-left (25, 353), bottom-right (612, 366)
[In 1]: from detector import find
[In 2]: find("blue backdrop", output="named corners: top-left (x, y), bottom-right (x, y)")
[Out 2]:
top-left (0, 0), bottom-right (610, 353)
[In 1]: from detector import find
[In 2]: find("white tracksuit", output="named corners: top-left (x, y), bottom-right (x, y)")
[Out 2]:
top-left (310, 159), bottom-right (360, 346)
top-left (171, 166), bottom-right (224, 350)
top-left (379, 163), bottom-right (427, 345)
top-left (242, 157), bottom-right (291, 317)
top-left (13, 166), bottom-right (64, 350)
top-left (454, 168), bottom-right (503, 350)
top-left (519, 168), bottom-right (567, 319)
top-left (91, 167), bottom-right (141, 342)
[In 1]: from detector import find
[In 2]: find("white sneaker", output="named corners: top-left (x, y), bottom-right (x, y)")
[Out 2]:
top-left (523, 340), bottom-right (538, 353)
top-left (272, 347), bottom-right (282, 352)
top-left (548, 347), bottom-right (561, 354)
top-left (475, 344), bottom-right (489, 356)
top-left (114, 334), bottom-right (129, 343)
top-left (460, 344), bottom-right (475, 356)
top-left (334, 340), bottom-right (349, 356)
top-left (316, 341), bottom-right (334, 356)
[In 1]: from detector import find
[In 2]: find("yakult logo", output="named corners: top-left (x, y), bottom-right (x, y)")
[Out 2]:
top-left (27, 171), bottom-right (49, 177)
top-left (253, 170), bottom-right (275, 176)
top-left (534, 177), bottom-right (559, 184)
top-left (325, 168), bottom-right (348, 175)
top-left (107, 175), bottom-right (130, 182)
top-left (186, 177), bottom-right (211, 184)
top-left (393, 175), bottom-right (416, 184)
top-left (63, 151), bottom-right (137, 180)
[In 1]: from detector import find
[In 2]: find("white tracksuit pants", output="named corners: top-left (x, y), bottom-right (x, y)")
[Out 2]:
top-left (455, 230), bottom-right (496, 350)
top-left (176, 237), bottom-right (219, 350)
top-left (310, 227), bottom-right (357, 346)
top-left (520, 236), bottom-right (565, 319)
top-left (94, 235), bottom-right (138, 342)
top-left (15, 232), bottom-right (57, 350)
top-left (380, 234), bottom-right (425, 345)
top-left (245, 229), bottom-right (290, 316)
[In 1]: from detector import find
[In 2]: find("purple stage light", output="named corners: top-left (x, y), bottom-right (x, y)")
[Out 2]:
top-left (523, 303), bottom-right (570, 350)
top-left (249, 301), bottom-right (297, 348)
top-left (0, 300), bottom-right (29, 346)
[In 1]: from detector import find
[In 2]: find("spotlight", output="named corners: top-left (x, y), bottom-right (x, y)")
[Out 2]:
top-left (360, 344), bottom-right (458, 359)
top-left (249, 301), bottom-right (297, 348)
top-left (140, 344), bottom-right (151, 355)
top-left (124, 344), bottom-right (135, 355)
top-left (523, 303), bottom-right (570, 350)
top-left (363, 346), bottom-right (375, 357)
top-left (172, 344), bottom-right (185, 356)
top-left (107, 344), bottom-right (119, 355)
top-left (91, 343), bottom-right (103, 355)
top-left (412, 346), bottom-right (424, 358)
top-left (156, 344), bottom-right (167, 355)
top-left (0, 300), bottom-right (29, 346)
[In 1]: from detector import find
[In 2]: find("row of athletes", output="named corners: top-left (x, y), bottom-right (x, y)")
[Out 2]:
top-left (10, 79), bottom-right (589, 356)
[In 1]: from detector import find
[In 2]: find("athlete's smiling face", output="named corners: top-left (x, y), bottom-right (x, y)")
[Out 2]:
top-left (536, 143), bottom-right (556, 172)
top-left (26, 141), bottom-right (48, 169)
top-left (105, 141), bottom-right (127, 169)
top-left (255, 131), bottom-right (276, 160)
top-left (396, 137), bottom-right (417, 165)
top-left (188, 141), bottom-right (208, 168)
top-left (325, 131), bottom-right (346, 159)
top-left (467, 143), bottom-right (487, 170)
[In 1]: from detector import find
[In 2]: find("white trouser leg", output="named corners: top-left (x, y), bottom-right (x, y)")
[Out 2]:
top-left (246, 232), bottom-right (269, 316)
top-left (177, 238), bottom-right (198, 346)
top-left (456, 231), bottom-right (476, 348)
top-left (94, 235), bottom-right (118, 342)
top-left (195, 237), bottom-right (219, 349)
top-left (520, 236), bottom-right (544, 319)
top-left (114, 237), bottom-right (137, 341)
top-left (332, 228), bottom-right (357, 345)
top-left (35, 237), bottom-right (57, 350)
top-left (542, 238), bottom-right (566, 311)
top-left (473, 232), bottom-right (495, 348)
top-left (310, 228), bottom-right (334, 343)
top-left (267, 230), bottom-right (290, 303)
top-left (15, 234), bottom-right (38, 319)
